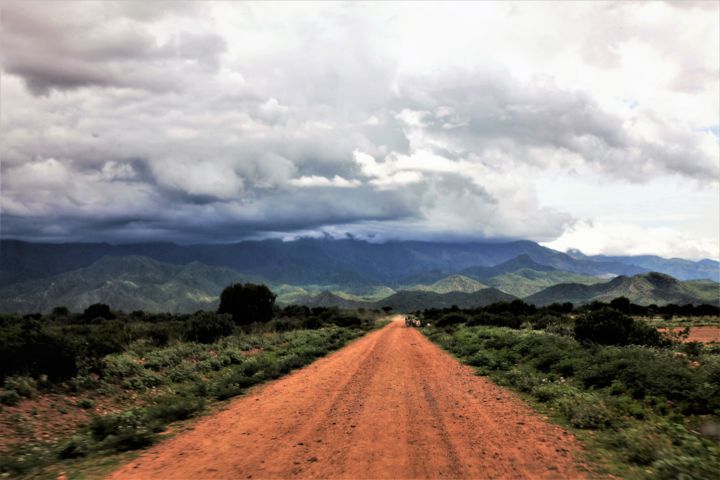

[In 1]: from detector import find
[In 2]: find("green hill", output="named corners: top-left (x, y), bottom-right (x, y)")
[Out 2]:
top-left (486, 269), bottom-right (603, 297)
top-left (404, 274), bottom-right (487, 294)
top-left (461, 254), bottom-right (557, 280)
top-left (297, 287), bottom-right (516, 311)
top-left (0, 256), bottom-right (246, 313)
top-left (290, 291), bottom-right (368, 309)
top-left (373, 288), bottom-right (516, 311)
top-left (525, 272), bottom-right (719, 307)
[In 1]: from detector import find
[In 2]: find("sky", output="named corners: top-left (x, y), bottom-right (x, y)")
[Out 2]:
top-left (1, 1), bottom-right (718, 259)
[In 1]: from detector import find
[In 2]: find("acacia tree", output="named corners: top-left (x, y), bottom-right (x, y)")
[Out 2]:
top-left (217, 283), bottom-right (276, 324)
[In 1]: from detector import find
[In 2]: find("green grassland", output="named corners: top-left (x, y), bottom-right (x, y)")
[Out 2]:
top-left (0, 308), bottom-right (384, 479)
top-left (420, 307), bottom-right (720, 479)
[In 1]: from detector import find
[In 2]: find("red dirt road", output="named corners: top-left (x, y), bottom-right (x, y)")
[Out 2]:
top-left (109, 317), bottom-right (586, 479)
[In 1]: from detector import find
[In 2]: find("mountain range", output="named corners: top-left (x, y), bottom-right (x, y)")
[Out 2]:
top-left (0, 239), bottom-right (716, 313)
top-left (3, 239), bottom-right (717, 289)
top-left (525, 272), bottom-right (719, 307)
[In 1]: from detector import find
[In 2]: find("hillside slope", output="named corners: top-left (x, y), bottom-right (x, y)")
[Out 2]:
top-left (0, 256), bottom-right (245, 313)
top-left (486, 269), bottom-right (603, 297)
top-left (404, 274), bottom-right (487, 294)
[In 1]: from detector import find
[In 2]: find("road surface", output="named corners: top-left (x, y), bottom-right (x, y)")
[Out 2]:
top-left (109, 317), bottom-right (586, 479)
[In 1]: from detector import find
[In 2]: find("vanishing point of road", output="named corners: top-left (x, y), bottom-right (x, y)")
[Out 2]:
top-left (109, 316), bottom-right (586, 479)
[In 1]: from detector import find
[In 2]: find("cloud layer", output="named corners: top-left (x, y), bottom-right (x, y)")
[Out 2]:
top-left (1, 1), bottom-right (718, 258)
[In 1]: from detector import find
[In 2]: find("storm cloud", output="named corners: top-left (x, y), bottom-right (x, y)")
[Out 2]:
top-left (1, 1), bottom-right (718, 257)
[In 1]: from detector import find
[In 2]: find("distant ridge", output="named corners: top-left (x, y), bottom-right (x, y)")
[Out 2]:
top-left (525, 272), bottom-right (719, 306)
top-left (297, 288), bottom-right (517, 312)
top-left (3, 239), bottom-right (717, 289)
top-left (0, 256), bottom-right (245, 313)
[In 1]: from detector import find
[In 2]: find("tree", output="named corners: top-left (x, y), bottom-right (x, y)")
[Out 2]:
top-left (217, 283), bottom-right (276, 324)
top-left (51, 306), bottom-right (70, 317)
top-left (83, 303), bottom-right (113, 321)
top-left (609, 296), bottom-right (631, 314)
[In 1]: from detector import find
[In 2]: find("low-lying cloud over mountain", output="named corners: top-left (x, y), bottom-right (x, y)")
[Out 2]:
top-left (1, 2), bottom-right (718, 259)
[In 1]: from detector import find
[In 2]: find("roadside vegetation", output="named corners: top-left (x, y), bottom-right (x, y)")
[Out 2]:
top-left (0, 283), bottom-right (383, 478)
top-left (418, 298), bottom-right (720, 479)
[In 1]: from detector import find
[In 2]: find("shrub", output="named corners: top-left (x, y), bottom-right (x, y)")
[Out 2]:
top-left (503, 368), bottom-right (542, 393)
top-left (3, 376), bottom-right (37, 399)
top-left (653, 455), bottom-right (720, 480)
top-left (146, 396), bottom-right (204, 424)
top-left (58, 435), bottom-right (92, 459)
top-left (77, 398), bottom-right (95, 409)
top-left (166, 363), bottom-right (198, 383)
top-left (327, 315), bottom-right (363, 328)
top-left (89, 410), bottom-right (157, 452)
top-left (574, 308), bottom-right (635, 345)
top-left (144, 348), bottom-right (184, 370)
top-left (575, 308), bottom-right (668, 347)
top-left (103, 353), bottom-right (144, 381)
top-left (531, 383), bottom-right (574, 403)
top-left (554, 393), bottom-right (612, 429)
top-left (184, 313), bottom-right (234, 344)
top-left (51, 306), bottom-right (70, 317)
top-left (121, 370), bottom-right (164, 390)
top-left (617, 426), bottom-right (672, 465)
top-left (0, 389), bottom-right (21, 406)
top-left (436, 313), bottom-right (468, 327)
top-left (0, 321), bottom-right (78, 381)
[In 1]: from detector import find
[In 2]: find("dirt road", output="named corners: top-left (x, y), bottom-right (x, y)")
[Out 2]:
top-left (660, 326), bottom-right (720, 343)
top-left (109, 317), bottom-right (586, 479)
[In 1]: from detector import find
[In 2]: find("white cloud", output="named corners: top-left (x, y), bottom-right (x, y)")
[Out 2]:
top-left (544, 220), bottom-right (719, 261)
top-left (289, 175), bottom-right (361, 188)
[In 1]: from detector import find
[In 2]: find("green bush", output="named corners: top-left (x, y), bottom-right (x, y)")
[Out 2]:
top-left (3, 376), bottom-right (37, 399)
top-left (618, 427), bottom-right (671, 465)
top-left (653, 455), bottom-right (720, 480)
top-left (89, 410), bottom-right (157, 452)
top-left (0, 389), bottom-right (21, 406)
top-left (146, 396), bottom-right (204, 424)
top-left (103, 353), bottom-right (144, 381)
top-left (503, 368), bottom-right (542, 393)
top-left (58, 434), bottom-right (92, 459)
top-left (184, 313), bottom-right (234, 344)
top-left (121, 370), bottom-right (164, 390)
top-left (143, 347), bottom-right (185, 370)
top-left (574, 308), bottom-right (668, 347)
top-left (77, 398), bottom-right (95, 409)
top-left (530, 383), bottom-right (574, 403)
top-left (554, 392), bottom-right (612, 429)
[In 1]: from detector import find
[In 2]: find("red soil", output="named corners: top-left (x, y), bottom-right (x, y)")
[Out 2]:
top-left (108, 317), bottom-right (586, 479)
top-left (0, 394), bottom-right (124, 454)
top-left (660, 326), bottom-right (720, 343)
